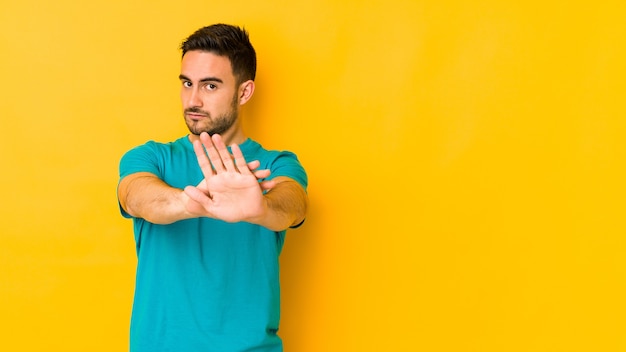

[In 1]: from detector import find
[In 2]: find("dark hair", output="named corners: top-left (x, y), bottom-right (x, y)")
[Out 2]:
top-left (180, 24), bottom-right (256, 84)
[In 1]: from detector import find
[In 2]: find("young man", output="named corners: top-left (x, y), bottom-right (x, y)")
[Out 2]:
top-left (117, 24), bottom-right (308, 351)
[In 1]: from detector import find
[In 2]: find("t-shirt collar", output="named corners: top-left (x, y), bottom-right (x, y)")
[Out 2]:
top-left (183, 135), bottom-right (259, 156)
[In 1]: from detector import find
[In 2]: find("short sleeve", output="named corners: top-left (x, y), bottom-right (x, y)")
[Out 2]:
top-left (268, 151), bottom-right (308, 192)
top-left (119, 141), bottom-right (163, 180)
top-left (117, 142), bottom-right (162, 218)
top-left (266, 151), bottom-right (308, 229)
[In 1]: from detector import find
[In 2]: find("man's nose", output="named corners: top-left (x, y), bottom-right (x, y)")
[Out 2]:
top-left (186, 88), bottom-right (202, 107)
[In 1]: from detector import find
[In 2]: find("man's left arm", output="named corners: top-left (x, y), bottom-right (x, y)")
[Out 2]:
top-left (252, 175), bottom-right (308, 231)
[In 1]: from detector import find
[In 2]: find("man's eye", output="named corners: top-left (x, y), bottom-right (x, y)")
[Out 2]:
top-left (207, 84), bottom-right (217, 90)
top-left (182, 81), bottom-right (192, 88)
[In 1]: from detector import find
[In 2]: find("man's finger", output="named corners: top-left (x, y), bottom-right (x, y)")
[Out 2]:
top-left (247, 160), bottom-right (260, 171)
top-left (193, 139), bottom-right (215, 178)
top-left (184, 185), bottom-right (213, 205)
top-left (211, 134), bottom-right (237, 172)
top-left (231, 143), bottom-right (251, 175)
top-left (253, 169), bottom-right (270, 179)
top-left (259, 179), bottom-right (276, 191)
top-left (201, 132), bottom-right (225, 173)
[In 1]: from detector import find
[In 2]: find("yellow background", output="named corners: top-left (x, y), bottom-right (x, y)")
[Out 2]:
top-left (1, 1), bottom-right (625, 351)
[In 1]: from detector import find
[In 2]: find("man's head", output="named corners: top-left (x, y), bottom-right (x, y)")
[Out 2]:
top-left (180, 24), bottom-right (256, 85)
top-left (179, 24), bottom-right (256, 139)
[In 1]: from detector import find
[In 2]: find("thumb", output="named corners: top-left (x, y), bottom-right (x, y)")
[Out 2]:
top-left (184, 185), bottom-right (212, 203)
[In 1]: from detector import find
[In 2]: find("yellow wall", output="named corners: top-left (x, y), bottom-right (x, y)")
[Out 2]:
top-left (1, 1), bottom-right (625, 351)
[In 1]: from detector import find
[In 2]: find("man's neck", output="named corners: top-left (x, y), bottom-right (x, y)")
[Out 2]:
top-left (187, 127), bottom-right (247, 146)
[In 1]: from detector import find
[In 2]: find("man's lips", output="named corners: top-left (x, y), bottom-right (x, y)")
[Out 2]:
top-left (186, 112), bottom-right (209, 120)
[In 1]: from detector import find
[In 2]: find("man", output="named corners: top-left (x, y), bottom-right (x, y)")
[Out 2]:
top-left (117, 24), bottom-right (308, 351)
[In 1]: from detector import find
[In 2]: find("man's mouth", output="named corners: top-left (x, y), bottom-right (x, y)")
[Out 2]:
top-left (186, 112), bottom-right (209, 120)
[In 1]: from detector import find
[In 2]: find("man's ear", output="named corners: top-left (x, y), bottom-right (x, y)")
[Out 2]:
top-left (238, 80), bottom-right (255, 105)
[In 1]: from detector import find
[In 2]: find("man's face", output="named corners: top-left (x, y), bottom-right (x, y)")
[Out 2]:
top-left (179, 51), bottom-right (240, 136)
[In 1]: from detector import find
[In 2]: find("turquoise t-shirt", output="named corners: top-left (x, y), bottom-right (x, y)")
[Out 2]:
top-left (118, 136), bottom-right (307, 352)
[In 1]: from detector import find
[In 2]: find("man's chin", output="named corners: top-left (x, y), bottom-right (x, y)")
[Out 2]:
top-left (185, 116), bottom-right (235, 136)
top-left (187, 126), bottom-right (218, 137)
top-left (186, 121), bottom-right (205, 135)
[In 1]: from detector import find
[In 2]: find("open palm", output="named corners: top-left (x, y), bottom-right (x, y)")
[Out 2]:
top-left (184, 133), bottom-right (269, 223)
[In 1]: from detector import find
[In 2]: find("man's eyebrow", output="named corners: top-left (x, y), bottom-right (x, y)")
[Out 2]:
top-left (178, 74), bottom-right (223, 84)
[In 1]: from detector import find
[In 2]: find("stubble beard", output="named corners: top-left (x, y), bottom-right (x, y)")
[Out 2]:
top-left (185, 94), bottom-right (239, 136)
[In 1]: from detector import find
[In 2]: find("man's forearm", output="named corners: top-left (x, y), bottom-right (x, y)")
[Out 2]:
top-left (250, 178), bottom-right (308, 232)
top-left (119, 172), bottom-right (195, 225)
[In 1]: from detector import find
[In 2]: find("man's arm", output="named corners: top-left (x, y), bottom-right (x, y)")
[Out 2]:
top-left (118, 157), bottom-right (272, 225)
top-left (183, 132), bottom-right (308, 231)
top-left (118, 172), bottom-right (193, 225)
top-left (254, 176), bottom-right (308, 230)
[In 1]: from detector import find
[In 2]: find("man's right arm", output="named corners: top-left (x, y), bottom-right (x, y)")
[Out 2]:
top-left (118, 172), bottom-right (194, 225)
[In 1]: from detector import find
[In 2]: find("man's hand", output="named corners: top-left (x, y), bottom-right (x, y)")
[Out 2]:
top-left (184, 133), bottom-right (272, 223)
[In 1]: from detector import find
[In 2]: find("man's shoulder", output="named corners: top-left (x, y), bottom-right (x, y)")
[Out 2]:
top-left (244, 139), bottom-right (307, 187)
top-left (244, 138), bottom-right (298, 159)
